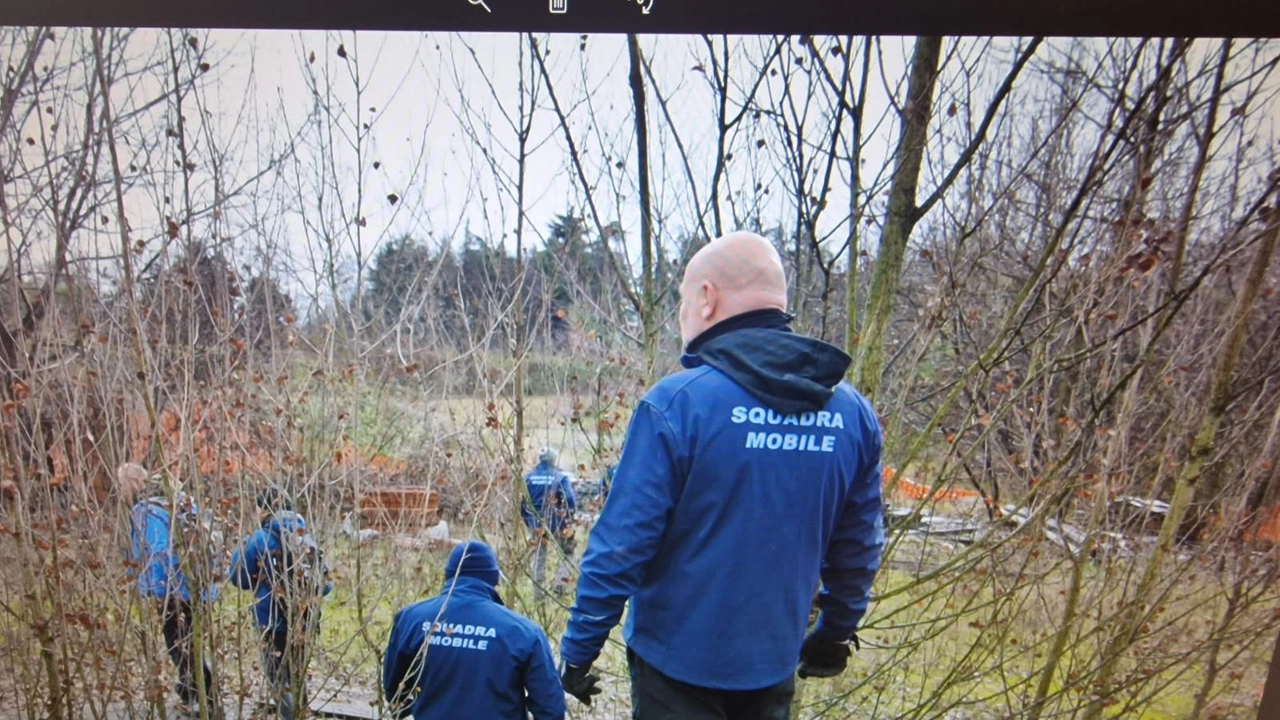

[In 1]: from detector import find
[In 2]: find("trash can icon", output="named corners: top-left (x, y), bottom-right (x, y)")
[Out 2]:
top-left (550, 0), bottom-right (567, 13)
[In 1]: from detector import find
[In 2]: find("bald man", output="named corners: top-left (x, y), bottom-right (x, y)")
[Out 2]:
top-left (559, 232), bottom-right (885, 719)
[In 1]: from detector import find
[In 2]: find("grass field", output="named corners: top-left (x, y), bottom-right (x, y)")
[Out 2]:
top-left (1, 386), bottom-right (1274, 719)
top-left (294, 388), bottom-right (1278, 719)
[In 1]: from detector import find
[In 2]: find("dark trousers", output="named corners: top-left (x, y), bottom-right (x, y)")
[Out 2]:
top-left (160, 596), bottom-right (213, 707)
top-left (627, 647), bottom-right (794, 720)
top-left (531, 525), bottom-right (576, 593)
top-left (260, 608), bottom-right (318, 720)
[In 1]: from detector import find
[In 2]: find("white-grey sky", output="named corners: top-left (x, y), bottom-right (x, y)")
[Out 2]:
top-left (11, 31), bottom-right (1278, 315)
top-left (93, 30), bottom-right (915, 303)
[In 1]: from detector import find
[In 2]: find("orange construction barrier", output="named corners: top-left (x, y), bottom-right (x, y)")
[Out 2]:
top-left (881, 466), bottom-right (983, 502)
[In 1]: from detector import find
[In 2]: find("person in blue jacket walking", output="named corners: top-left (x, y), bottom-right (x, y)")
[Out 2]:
top-left (521, 448), bottom-right (578, 596)
top-left (558, 231), bottom-right (886, 719)
top-left (124, 465), bottom-right (219, 717)
top-left (229, 485), bottom-right (332, 720)
top-left (383, 540), bottom-right (566, 720)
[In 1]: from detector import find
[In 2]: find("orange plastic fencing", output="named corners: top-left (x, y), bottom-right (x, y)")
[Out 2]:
top-left (881, 466), bottom-right (984, 502)
top-left (880, 466), bottom-right (1280, 545)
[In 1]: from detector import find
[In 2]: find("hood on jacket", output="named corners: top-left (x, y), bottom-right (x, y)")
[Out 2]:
top-left (445, 541), bottom-right (502, 588)
top-left (681, 308), bottom-right (853, 415)
top-left (441, 574), bottom-right (506, 606)
top-left (262, 509), bottom-right (306, 535)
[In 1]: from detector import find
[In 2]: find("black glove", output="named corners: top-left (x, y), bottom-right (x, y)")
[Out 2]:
top-left (797, 632), bottom-right (858, 679)
top-left (560, 661), bottom-right (603, 706)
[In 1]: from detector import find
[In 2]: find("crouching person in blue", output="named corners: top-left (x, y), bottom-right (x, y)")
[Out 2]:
top-left (383, 541), bottom-right (566, 720)
top-left (559, 232), bottom-right (885, 719)
top-left (229, 486), bottom-right (332, 720)
top-left (123, 464), bottom-right (219, 717)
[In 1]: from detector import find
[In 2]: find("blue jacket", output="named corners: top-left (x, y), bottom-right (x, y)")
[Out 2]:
top-left (560, 310), bottom-right (885, 691)
top-left (601, 465), bottom-right (615, 503)
top-left (229, 510), bottom-right (333, 631)
top-left (128, 495), bottom-right (217, 603)
top-left (520, 462), bottom-right (577, 533)
top-left (383, 576), bottom-right (566, 720)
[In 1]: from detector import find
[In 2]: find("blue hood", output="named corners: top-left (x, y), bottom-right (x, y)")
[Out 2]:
top-left (263, 509), bottom-right (307, 535)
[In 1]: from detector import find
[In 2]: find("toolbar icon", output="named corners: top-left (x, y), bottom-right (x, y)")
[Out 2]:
top-left (550, 0), bottom-right (567, 13)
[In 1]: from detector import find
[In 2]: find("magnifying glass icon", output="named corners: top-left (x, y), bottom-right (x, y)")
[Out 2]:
top-left (468, 0), bottom-right (492, 12)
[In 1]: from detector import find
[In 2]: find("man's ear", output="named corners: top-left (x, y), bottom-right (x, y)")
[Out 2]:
top-left (699, 281), bottom-right (717, 320)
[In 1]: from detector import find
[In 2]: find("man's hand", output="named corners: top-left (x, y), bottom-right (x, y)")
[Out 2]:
top-left (560, 661), bottom-right (603, 706)
top-left (797, 632), bottom-right (858, 679)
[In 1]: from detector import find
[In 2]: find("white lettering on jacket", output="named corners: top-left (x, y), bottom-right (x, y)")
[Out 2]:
top-left (421, 621), bottom-right (498, 651)
top-left (743, 431), bottom-right (837, 453)
top-left (730, 406), bottom-right (845, 429)
top-left (731, 406), bottom-right (841, 453)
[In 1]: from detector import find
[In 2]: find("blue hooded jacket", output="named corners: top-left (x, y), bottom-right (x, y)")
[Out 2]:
top-left (383, 576), bottom-right (566, 720)
top-left (520, 461), bottom-right (577, 533)
top-left (128, 495), bottom-right (218, 603)
top-left (560, 309), bottom-right (885, 691)
top-left (229, 510), bottom-right (333, 631)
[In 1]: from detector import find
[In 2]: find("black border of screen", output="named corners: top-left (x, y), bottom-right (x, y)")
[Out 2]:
top-left (3, 0), bottom-right (1278, 38)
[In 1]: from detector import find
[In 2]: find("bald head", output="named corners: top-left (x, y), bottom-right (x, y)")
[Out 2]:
top-left (678, 231), bottom-right (788, 346)
top-left (116, 462), bottom-right (148, 501)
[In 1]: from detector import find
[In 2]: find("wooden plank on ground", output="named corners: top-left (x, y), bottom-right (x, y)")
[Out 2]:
top-left (308, 698), bottom-right (380, 719)
top-left (250, 698), bottom-right (379, 720)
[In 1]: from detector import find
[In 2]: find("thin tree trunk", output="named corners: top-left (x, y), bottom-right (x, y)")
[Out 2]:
top-left (628, 34), bottom-right (659, 380)
top-left (853, 36), bottom-right (942, 401)
top-left (1171, 40), bottom-right (1231, 294)
top-left (844, 38), bottom-right (872, 365)
top-left (512, 36), bottom-right (535, 529)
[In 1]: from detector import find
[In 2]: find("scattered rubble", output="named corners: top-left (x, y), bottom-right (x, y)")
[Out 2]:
top-left (884, 495), bottom-right (1177, 567)
top-left (1108, 495), bottom-right (1171, 534)
top-left (886, 506), bottom-right (984, 546)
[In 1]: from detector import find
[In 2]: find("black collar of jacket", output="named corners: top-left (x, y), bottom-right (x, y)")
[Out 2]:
top-left (684, 308), bottom-right (794, 355)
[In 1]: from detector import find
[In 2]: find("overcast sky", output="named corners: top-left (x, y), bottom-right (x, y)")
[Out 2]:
top-left (86, 30), bottom-right (916, 301)
top-left (13, 30), bottom-right (1277, 313)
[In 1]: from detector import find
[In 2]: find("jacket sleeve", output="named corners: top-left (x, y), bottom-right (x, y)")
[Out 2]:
top-left (559, 400), bottom-right (685, 667)
top-left (322, 563), bottom-right (334, 596)
top-left (561, 474), bottom-right (577, 513)
top-left (382, 609), bottom-right (415, 717)
top-left (812, 421), bottom-right (885, 641)
top-left (519, 476), bottom-right (536, 528)
top-left (523, 628), bottom-right (567, 720)
top-left (229, 532), bottom-right (261, 590)
top-left (300, 514), bottom-right (334, 596)
top-left (126, 504), bottom-right (144, 579)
